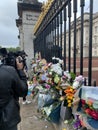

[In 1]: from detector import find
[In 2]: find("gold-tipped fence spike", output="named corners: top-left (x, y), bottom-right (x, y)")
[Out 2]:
top-left (34, 0), bottom-right (54, 34)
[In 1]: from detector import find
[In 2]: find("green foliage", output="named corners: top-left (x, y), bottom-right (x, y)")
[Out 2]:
top-left (7, 47), bottom-right (20, 52)
top-left (0, 45), bottom-right (20, 53)
top-left (70, 72), bottom-right (76, 80)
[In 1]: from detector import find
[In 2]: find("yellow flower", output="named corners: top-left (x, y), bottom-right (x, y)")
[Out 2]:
top-left (68, 100), bottom-right (71, 103)
top-left (70, 88), bottom-right (73, 92)
top-left (62, 128), bottom-right (66, 130)
top-left (59, 96), bottom-right (65, 101)
top-left (56, 86), bottom-right (61, 90)
top-left (68, 103), bottom-right (72, 107)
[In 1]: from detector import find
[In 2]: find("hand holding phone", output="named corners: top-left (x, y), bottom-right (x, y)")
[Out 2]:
top-left (16, 56), bottom-right (24, 70)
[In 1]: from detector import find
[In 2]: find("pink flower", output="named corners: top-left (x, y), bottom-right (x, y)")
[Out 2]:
top-left (45, 84), bottom-right (51, 89)
top-left (90, 110), bottom-right (98, 120)
top-left (81, 99), bottom-right (86, 105)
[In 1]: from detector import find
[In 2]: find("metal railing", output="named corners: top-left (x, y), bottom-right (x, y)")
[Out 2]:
top-left (34, 0), bottom-right (96, 86)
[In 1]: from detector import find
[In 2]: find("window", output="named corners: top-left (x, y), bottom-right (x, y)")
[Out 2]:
top-left (95, 26), bottom-right (98, 33)
top-left (95, 36), bottom-right (97, 44)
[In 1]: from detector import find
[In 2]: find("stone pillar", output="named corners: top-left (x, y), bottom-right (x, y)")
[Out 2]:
top-left (16, 0), bottom-right (42, 61)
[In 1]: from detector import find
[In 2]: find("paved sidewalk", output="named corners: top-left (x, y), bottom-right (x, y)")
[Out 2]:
top-left (18, 97), bottom-right (55, 130)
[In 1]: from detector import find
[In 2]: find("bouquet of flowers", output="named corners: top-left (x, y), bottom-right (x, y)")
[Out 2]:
top-left (63, 86), bottom-right (76, 107)
top-left (81, 99), bottom-right (98, 120)
top-left (42, 100), bottom-right (61, 123)
top-left (81, 86), bottom-right (98, 120)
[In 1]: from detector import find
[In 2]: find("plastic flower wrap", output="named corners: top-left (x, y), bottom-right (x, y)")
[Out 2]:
top-left (42, 101), bottom-right (61, 123)
top-left (71, 75), bottom-right (84, 114)
top-left (63, 71), bottom-right (71, 80)
top-left (81, 86), bottom-right (98, 120)
top-left (73, 75), bottom-right (83, 89)
top-left (81, 99), bottom-right (98, 120)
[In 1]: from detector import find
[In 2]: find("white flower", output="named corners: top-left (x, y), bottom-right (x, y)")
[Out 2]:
top-left (49, 71), bottom-right (52, 75)
top-left (52, 56), bottom-right (56, 60)
top-left (43, 105), bottom-right (53, 116)
top-left (51, 64), bottom-right (62, 75)
top-left (64, 120), bottom-right (68, 124)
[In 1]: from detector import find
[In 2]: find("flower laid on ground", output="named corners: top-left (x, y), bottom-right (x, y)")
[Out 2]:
top-left (42, 100), bottom-right (61, 123)
top-left (72, 115), bottom-right (82, 129)
top-left (81, 99), bottom-right (98, 120)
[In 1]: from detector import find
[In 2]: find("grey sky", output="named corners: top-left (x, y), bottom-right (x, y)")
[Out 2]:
top-left (0, 0), bottom-right (46, 48)
top-left (0, 0), bottom-right (98, 48)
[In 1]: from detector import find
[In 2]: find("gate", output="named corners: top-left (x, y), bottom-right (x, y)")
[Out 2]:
top-left (34, 0), bottom-right (98, 86)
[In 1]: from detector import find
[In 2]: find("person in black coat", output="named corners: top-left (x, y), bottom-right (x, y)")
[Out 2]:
top-left (0, 48), bottom-right (28, 130)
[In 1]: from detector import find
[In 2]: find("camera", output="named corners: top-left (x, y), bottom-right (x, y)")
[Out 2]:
top-left (0, 48), bottom-right (27, 69)
top-left (6, 51), bottom-right (27, 69)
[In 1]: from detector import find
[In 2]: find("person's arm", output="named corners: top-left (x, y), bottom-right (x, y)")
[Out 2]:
top-left (13, 69), bottom-right (28, 97)
top-left (11, 56), bottom-right (28, 97)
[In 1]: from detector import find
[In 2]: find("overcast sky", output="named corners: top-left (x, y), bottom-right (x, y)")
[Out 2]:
top-left (0, 0), bottom-right (46, 48)
top-left (0, 0), bottom-right (98, 48)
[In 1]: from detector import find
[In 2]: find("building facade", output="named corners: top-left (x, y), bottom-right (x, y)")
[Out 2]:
top-left (62, 12), bottom-right (98, 58)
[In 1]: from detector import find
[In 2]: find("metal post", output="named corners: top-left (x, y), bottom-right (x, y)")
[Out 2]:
top-left (73, 0), bottom-right (77, 74)
top-left (80, 0), bottom-right (85, 75)
top-left (88, 0), bottom-right (93, 86)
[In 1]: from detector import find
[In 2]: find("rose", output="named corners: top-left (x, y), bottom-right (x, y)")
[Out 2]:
top-left (81, 99), bottom-right (86, 105)
top-left (85, 108), bottom-right (98, 120)
top-left (85, 108), bottom-right (92, 115)
top-left (90, 110), bottom-right (98, 120)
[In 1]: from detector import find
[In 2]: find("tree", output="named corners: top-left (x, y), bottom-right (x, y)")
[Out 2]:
top-left (7, 47), bottom-right (20, 52)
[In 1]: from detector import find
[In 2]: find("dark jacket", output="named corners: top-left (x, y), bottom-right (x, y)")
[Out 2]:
top-left (0, 64), bottom-right (28, 128)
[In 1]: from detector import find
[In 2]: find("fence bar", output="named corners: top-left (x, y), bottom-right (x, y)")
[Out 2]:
top-left (60, 10), bottom-right (63, 58)
top-left (84, 78), bottom-right (87, 86)
top-left (80, 0), bottom-right (85, 75)
top-left (73, 0), bottom-right (77, 74)
top-left (42, 32), bottom-right (44, 58)
top-left (93, 81), bottom-right (96, 87)
top-left (57, 15), bottom-right (59, 46)
top-left (88, 0), bottom-right (93, 86)
top-left (68, 1), bottom-right (71, 72)
top-left (55, 18), bottom-right (56, 47)
top-left (50, 23), bottom-right (52, 59)
top-left (64, 7), bottom-right (67, 70)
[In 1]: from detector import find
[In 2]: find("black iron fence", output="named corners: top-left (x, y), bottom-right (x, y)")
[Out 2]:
top-left (34, 0), bottom-right (97, 86)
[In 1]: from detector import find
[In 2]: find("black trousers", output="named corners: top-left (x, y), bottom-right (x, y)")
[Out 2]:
top-left (23, 96), bottom-right (26, 101)
top-left (1, 125), bottom-right (17, 130)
